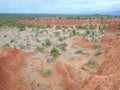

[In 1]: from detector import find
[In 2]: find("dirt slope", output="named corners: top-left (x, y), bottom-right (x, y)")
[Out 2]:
top-left (0, 46), bottom-right (33, 90)
top-left (56, 61), bottom-right (81, 90)
top-left (81, 36), bottom-right (120, 90)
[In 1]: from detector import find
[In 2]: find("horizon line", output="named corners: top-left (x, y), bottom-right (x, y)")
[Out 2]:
top-left (0, 13), bottom-right (120, 16)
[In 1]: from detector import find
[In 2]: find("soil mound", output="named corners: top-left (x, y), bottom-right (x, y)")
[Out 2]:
top-left (72, 36), bottom-right (92, 48)
top-left (56, 61), bottom-right (80, 90)
top-left (0, 46), bottom-right (33, 90)
top-left (81, 36), bottom-right (120, 90)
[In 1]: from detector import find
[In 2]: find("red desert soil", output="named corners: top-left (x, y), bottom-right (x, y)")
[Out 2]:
top-left (81, 36), bottom-right (120, 90)
top-left (72, 36), bottom-right (93, 48)
top-left (0, 46), bottom-right (34, 90)
top-left (107, 22), bottom-right (118, 33)
top-left (19, 18), bottom-right (120, 26)
top-left (56, 61), bottom-right (81, 90)
top-left (0, 36), bottom-right (120, 90)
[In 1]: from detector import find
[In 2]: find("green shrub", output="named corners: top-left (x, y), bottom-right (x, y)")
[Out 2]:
top-left (19, 44), bottom-right (25, 49)
top-left (35, 46), bottom-right (45, 53)
top-left (51, 48), bottom-right (59, 57)
top-left (99, 25), bottom-right (107, 34)
top-left (58, 36), bottom-right (66, 41)
top-left (59, 45), bottom-right (66, 51)
top-left (75, 25), bottom-right (83, 29)
top-left (35, 38), bottom-right (41, 43)
top-left (62, 25), bottom-right (68, 29)
top-left (42, 69), bottom-right (52, 76)
top-left (85, 29), bottom-right (90, 34)
top-left (85, 58), bottom-right (97, 68)
top-left (116, 33), bottom-right (120, 36)
top-left (91, 37), bottom-right (98, 42)
top-left (75, 31), bottom-right (81, 36)
top-left (94, 50), bottom-right (102, 56)
top-left (72, 30), bottom-right (76, 35)
top-left (56, 25), bottom-right (61, 30)
top-left (47, 25), bottom-right (51, 28)
top-left (4, 35), bottom-right (7, 38)
top-left (27, 23), bottom-right (34, 27)
top-left (54, 31), bottom-right (60, 37)
top-left (74, 49), bottom-right (83, 54)
top-left (44, 38), bottom-right (52, 46)
top-left (10, 39), bottom-right (15, 43)
top-left (57, 43), bottom-right (67, 51)
top-left (17, 23), bottom-right (26, 31)
top-left (3, 43), bottom-right (9, 48)
top-left (93, 43), bottom-right (100, 49)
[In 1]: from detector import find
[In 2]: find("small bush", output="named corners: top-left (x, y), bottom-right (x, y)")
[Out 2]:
top-left (54, 31), bottom-right (60, 37)
top-left (44, 38), bottom-right (52, 46)
top-left (58, 36), bottom-right (66, 41)
top-left (74, 49), bottom-right (83, 54)
top-left (93, 43), bottom-right (100, 49)
top-left (85, 58), bottom-right (98, 68)
top-left (116, 33), bottom-right (120, 36)
top-left (4, 35), bottom-right (7, 38)
top-left (35, 38), bottom-right (41, 43)
top-left (3, 43), bottom-right (9, 48)
top-left (51, 48), bottom-right (59, 57)
top-left (56, 25), bottom-right (61, 30)
top-left (94, 50), bottom-right (102, 56)
top-left (91, 37), bottom-right (98, 42)
top-left (42, 69), bottom-right (52, 76)
top-left (57, 43), bottom-right (67, 51)
top-left (10, 39), bottom-right (15, 43)
top-left (35, 46), bottom-right (45, 53)
top-left (59, 45), bottom-right (66, 51)
top-left (19, 44), bottom-right (25, 49)
top-left (85, 29), bottom-right (90, 34)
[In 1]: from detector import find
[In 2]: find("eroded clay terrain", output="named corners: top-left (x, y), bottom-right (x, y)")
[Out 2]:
top-left (0, 16), bottom-right (120, 90)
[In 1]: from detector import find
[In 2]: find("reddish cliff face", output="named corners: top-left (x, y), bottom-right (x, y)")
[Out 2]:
top-left (81, 36), bottom-right (120, 90)
top-left (107, 22), bottom-right (118, 33)
top-left (19, 18), bottom-right (120, 26)
top-left (56, 61), bottom-right (81, 90)
top-left (0, 46), bottom-right (33, 90)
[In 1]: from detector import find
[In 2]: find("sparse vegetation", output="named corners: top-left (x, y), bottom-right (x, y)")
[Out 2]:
top-left (56, 25), bottom-right (61, 30)
top-left (118, 24), bottom-right (120, 32)
top-left (58, 36), bottom-right (66, 41)
top-left (85, 29), bottom-right (90, 35)
top-left (42, 69), bottom-right (52, 76)
top-left (44, 38), bottom-right (52, 46)
top-left (99, 25), bottom-right (107, 34)
top-left (3, 43), bottom-right (9, 48)
top-left (54, 31), bottom-right (60, 37)
top-left (51, 48), bottom-right (59, 57)
top-left (91, 37), bottom-right (98, 42)
top-left (10, 39), bottom-right (15, 43)
top-left (85, 58), bottom-right (98, 68)
top-left (93, 43), bottom-right (100, 49)
top-left (18, 44), bottom-right (25, 49)
top-left (94, 50), bottom-right (102, 56)
top-left (74, 49), bottom-right (83, 54)
top-left (17, 23), bottom-right (26, 31)
top-left (35, 46), bottom-right (45, 53)
top-left (4, 35), bottom-right (7, 38)
top-left (0, 15), bottom-right (119, 90)
top-left (59, 45), bottom-right (66, 51)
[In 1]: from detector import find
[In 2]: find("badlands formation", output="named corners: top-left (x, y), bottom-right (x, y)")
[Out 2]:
top-left (0, 16), bottom-right (120, 90)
